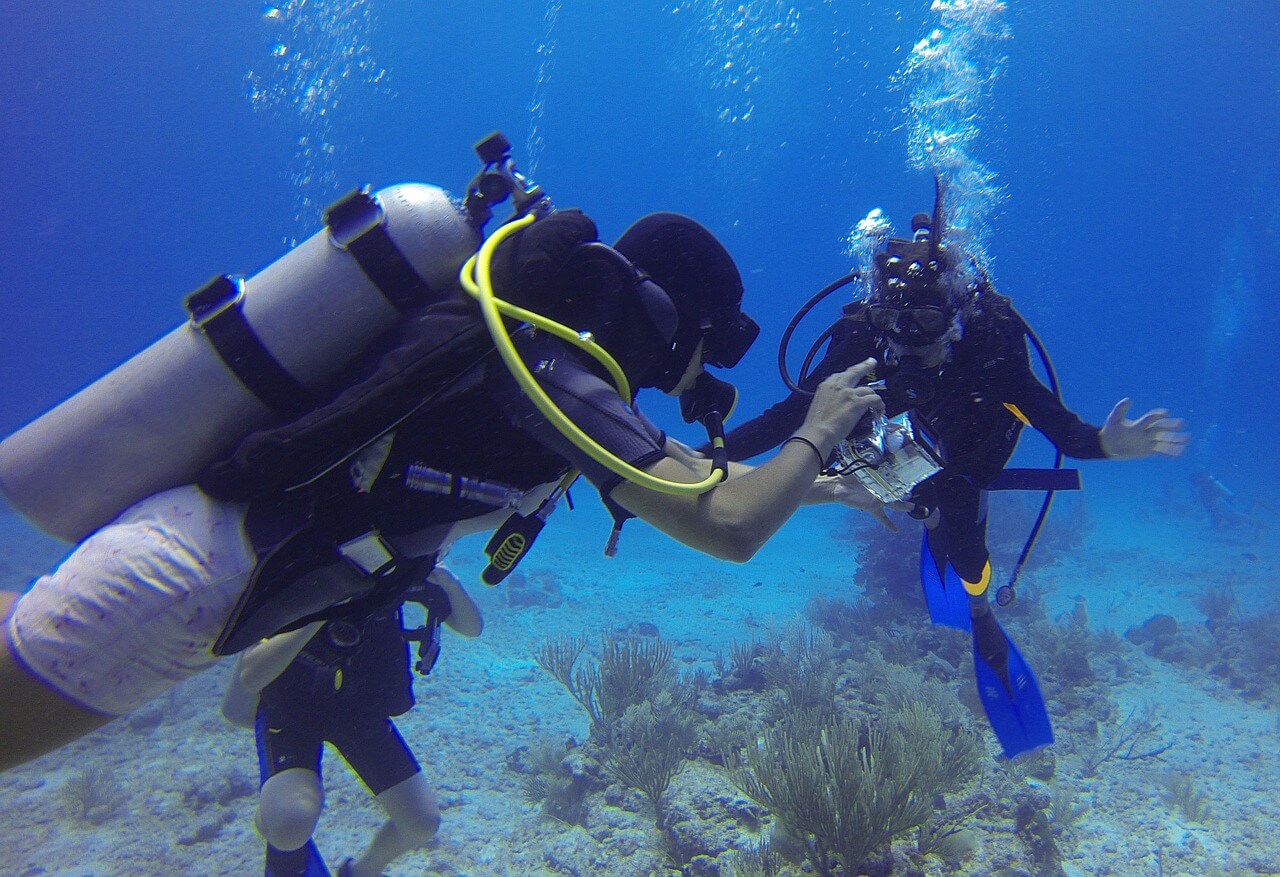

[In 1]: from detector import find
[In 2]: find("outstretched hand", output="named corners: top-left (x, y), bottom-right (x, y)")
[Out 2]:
top-left (1099, 398), bottom-right (1189, 459)
top-left (826, 476), bottom-right (911, 531)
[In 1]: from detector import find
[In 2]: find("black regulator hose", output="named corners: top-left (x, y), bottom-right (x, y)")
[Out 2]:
top-left (778, 271), bottom-right (863, 395)
top-left (998, 316), bottom-right (1066, 607)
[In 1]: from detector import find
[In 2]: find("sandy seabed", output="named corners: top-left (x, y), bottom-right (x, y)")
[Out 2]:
top-left (1, 471), bottom-right (1277, 877)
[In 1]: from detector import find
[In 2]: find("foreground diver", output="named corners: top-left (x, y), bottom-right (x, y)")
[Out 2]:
top-left (0, 142), bottom-right (885, 772)
top-left (222, 565), bottom-right (479, 877)
top-left (724, 194), bottom-right (1188, 757)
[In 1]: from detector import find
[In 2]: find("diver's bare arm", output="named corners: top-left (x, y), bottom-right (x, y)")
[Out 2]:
top-left (609, 442), bottom-right (821, 562)
top-left (428, 566), bottom-right (483, 638)
top-left (236, 622), bottom-right (324, 692)
top-left (611, 360), bottom-right (881, 562)
top-left (669, 426), bottom-right (848, 509)
top-left (661, 436), bottom-right (758, 479)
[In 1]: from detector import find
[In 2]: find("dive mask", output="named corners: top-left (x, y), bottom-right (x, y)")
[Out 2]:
top-left (701, 308), bottom-right (760, 370)
top-left (868, 304), bottom-right (949, 337)
top-left (653, 305), bottom-right (760, 394)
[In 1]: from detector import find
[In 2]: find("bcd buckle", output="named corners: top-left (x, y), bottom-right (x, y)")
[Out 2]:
top-left (324, 187), bottom-right (385, 251)
top-left (337, 530), bottom-right (398, 577)
top-left (184, 274), bottom-right (246, 330)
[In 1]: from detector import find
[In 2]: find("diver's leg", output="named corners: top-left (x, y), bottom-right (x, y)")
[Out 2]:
top-left (257, 767), bottom-right (325, 852)
top-left (0, 623), bottom-right (113, 771)
top-left (913, 479), bottom-right (949, 577)
top-left (935, 473), bottom-right (991, 600)
top-left (255, 707), bottom-right (326, 853)
top-left (343, 773), bottom-right (439, 877)
top-left (336, 720), bottom-right (437, 877)
top-left (0, 487), bottom-right (255, 771)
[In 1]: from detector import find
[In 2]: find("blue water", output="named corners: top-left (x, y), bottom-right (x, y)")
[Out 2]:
top-left (1, 2), bottom-right (1278, 875)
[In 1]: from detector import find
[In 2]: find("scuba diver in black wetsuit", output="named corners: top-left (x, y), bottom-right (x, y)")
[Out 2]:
top-left (222, 565), bottom-right (481, 877)
top-left (724, 193), bottom-right (1188, 757)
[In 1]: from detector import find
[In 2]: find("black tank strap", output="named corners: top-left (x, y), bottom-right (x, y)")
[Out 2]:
top-left (325, 188), bottom-right (436, 310)
top-left (185, 274), bottom-right (316, 414)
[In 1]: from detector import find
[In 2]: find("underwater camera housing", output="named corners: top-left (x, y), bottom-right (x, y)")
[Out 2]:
top-left (829, 411), bottom-right (941, 503)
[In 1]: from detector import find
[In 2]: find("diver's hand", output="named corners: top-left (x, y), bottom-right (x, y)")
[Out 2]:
top-left (797, 358), bottom-right (884, 451)
top-left (820, 476), bottom-right (907, 531)
top-left (1099, 398), bottom-right (1189, 459)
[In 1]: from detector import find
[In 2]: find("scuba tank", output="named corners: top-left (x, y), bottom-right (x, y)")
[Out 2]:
top-left (0, 183), bottom-right (480, 542)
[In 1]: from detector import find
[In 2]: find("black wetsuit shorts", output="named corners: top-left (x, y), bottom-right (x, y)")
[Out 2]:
top-left (255, 710), bottom-right (419, 796)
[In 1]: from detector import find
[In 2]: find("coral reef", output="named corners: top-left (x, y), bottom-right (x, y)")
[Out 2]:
top-left (1161, 771), bottom-right (1212, 824)
top-left (724, 838), bottom-right (783, 877)
top-left (534, 631), bottom-right (704, 860)
top-left (758, 624), bottom-right (840, 715)
top-left (731, 704), bottom-right (979, 877)
top-left (1072, 702), bottom-right (1173, 779)
top-left (512, 737), bottom-right (593, 825)
top-left (59, 765), bottom-right (127, 825)
top-left (1129, 602), bottom-right (1280, 703)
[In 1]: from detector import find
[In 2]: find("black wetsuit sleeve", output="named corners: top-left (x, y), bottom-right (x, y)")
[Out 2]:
top-left (996, 315), bottom-right (1106, 459)
top-left (487, 332), bottom-right (667, 494)
top-left (723, 316), bottom-right (871, 462)
top-left (1004, 375), bottom-right (1107, 458)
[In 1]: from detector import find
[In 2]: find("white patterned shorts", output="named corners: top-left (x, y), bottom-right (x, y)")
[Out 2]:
top-left (5, 485), bottom-right (254, 716)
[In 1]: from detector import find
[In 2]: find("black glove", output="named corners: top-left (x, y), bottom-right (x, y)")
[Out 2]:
top-left (489, 209), bottom-right (598, 305)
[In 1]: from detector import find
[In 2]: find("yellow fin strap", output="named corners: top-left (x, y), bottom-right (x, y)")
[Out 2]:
top-left (1002, 402), bottom-right (1031, 426)
top-left (961, 561), bottom-right (992, 597)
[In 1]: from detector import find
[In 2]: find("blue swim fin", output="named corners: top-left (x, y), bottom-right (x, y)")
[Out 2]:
top-left (971, 613), bottom-right (1054, 759)
top-left (265, 841), bottom-right (331, 877)
top-left (919, 528), bottom-right (972, 631)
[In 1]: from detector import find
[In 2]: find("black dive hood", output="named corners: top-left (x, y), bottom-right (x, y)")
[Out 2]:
top-left (554, 240), bottom-right (744, 429)
top-left (613, 213), bottom-right (760, 400)
top-left (554, 242), bottom-right (680, 395)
